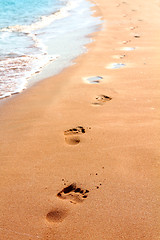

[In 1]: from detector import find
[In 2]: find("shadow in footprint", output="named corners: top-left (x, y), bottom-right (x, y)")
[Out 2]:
top-left (134, 34), bottom-right (140, 38)
top-left (46, 209), bottom-right (68, 223)
top-left (57, 183), bottom-right (89, 204)
top-left (92, 95), bottom-right (112, 105)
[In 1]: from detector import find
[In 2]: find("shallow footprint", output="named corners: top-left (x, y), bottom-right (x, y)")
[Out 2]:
top-left (112, 54), bottom-right (126, 59)
top-left (92, 94), bottom-right (112, 105)
top-left (57, 183), bottom-right (89, 204)
top-left (46, 209), bottom-right (68, 223)
top-left (134, 34), bottom-right (140, 38)
top-left (121, 40), bottom-right (131, 44)
top-left (106, 63), bottom-right (126, 69)
top-left (120, 47), bottom-right (135, 51)
top-left (83, 76), bottom-right (103, 84)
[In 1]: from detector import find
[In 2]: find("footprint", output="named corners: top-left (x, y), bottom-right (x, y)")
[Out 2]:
top-left (92, 95), bottom-right (112, 105)
top-left (134, 34), bottom-right (140, 38)
top-left (120, 47), bottom-right (135, 51)
top-left (106, 63), bottom-right (126, 69)
top-left (83, 76), bottom-right (103, 84)
top-left (122, 40), bottom-right (131, 44)
top-left (64, 126), bottom-right (85, 145)
top-left (46, 209), bottom-right (68, 223)
top-left (130, 26), bottom-right (136, 30)
top-left (112, 54), bottom-right (126, 59)
top-left (57, 183), bottom-right (89, 204)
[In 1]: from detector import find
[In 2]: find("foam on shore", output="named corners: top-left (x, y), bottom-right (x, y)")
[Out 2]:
top-left (0, 0), bottom-right (102, 99)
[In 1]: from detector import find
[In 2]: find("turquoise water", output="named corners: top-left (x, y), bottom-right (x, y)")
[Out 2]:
top-left (0, 0), bottom-right (101, 99)
top-left (0, 0), bottom-right (62, 28)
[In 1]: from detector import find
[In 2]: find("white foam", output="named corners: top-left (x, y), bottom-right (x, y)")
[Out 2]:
top-left (0, 53), bottom-right (58, 99)
top-left (0, 0), bottom-right (79, 34)
top-left (0, 0), bottom-right (75, 99)
top-left (0, 0), bottom-right (101, 99)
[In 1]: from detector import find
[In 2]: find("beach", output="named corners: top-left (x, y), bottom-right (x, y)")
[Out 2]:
top-left (0, 0), bottom-right (160, 239)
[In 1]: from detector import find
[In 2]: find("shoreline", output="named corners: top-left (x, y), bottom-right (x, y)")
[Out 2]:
top-left (0, 0), bottom-right (160, 239)
top-left (0, 0), bottom-right (101, 101)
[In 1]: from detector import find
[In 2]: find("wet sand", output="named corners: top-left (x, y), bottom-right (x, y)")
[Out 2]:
top-left (0, 0), bottom-right (160, 239)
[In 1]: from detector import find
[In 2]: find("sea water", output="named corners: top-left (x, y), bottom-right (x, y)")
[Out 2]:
top-left (0, 0), bottom-right (101, 99)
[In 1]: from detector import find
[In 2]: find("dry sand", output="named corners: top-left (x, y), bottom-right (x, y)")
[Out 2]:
top-left (0, 0), bottom-right (160, 239)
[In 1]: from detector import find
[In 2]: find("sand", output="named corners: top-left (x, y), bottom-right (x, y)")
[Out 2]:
top-left (0, 0), bottom-right (160, 239)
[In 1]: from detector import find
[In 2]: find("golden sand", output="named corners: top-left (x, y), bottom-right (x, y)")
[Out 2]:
top-left (0, 0), bottom-right (160, 239)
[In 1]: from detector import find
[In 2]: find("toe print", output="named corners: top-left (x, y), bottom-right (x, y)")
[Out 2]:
top-left (64, 126), bottom-right (85, 135)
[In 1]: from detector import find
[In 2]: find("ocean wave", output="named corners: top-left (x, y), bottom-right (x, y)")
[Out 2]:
top-left (0, 0), bottom-right (79, 34)
top-left (0, 0), bottom-right (77, 99)
top-left (0, 0), bottom-right (99, 100)
top-left (0, 53), bottom-right (58, 99)
top-left (0, 0), bottom-right (79, 99)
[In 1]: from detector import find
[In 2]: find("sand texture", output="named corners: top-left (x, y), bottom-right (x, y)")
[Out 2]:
top-left (0, 0), bottom-right (160, 239)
